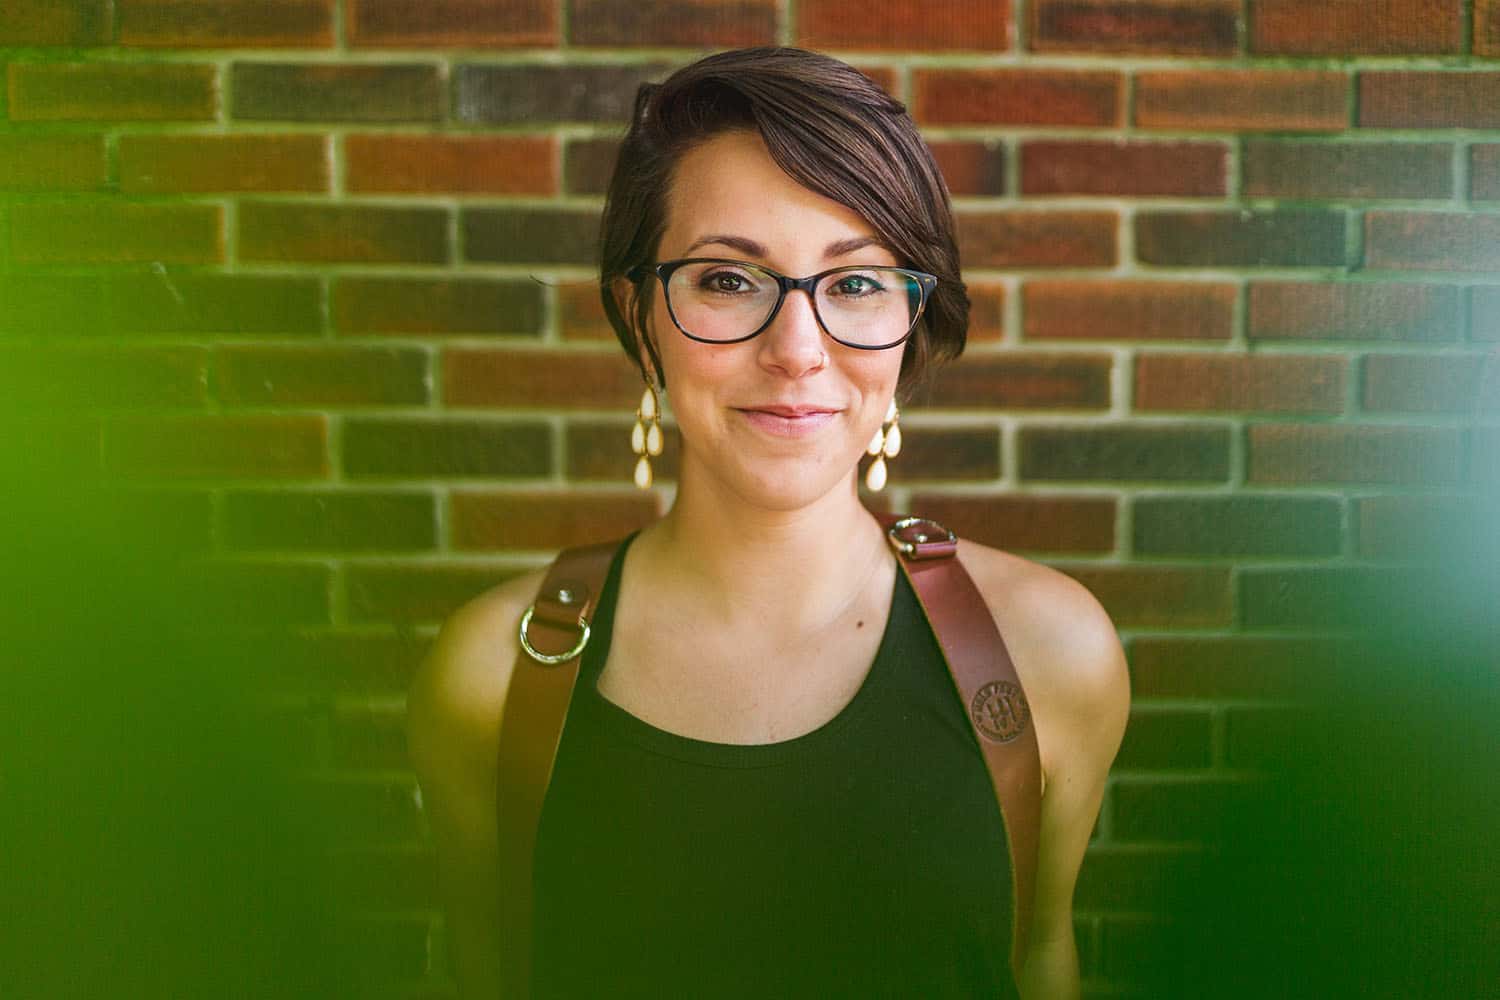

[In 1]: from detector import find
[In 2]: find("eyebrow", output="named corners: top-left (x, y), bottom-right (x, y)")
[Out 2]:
top-left (682, 234), bottom-right (890, 260)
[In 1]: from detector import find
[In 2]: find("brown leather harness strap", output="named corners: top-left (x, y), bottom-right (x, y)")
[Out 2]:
top-left (495, 540), bottom-right (615, 1000)
top-left (496, 517), bottom-right (1042, 994)
top-left (880, 515), bottom-right (1043, 977)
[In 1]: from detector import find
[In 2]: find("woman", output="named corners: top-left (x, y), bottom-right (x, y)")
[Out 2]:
top-left (409, 47), bottom-right (1128, 999)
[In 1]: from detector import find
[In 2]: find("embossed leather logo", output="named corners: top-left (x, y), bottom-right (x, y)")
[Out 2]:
top-left (970, 680), bottom-right (1029, 743)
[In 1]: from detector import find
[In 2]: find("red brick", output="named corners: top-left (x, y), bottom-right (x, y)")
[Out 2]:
top-left (1135, 354), bottom-right (1346, 414)
top-left (106, 273), bottom-right (325, 335)
top-left (265, 632), bottom-right (427, 697)
top-left (1365, 212), bottom-right (1500, 272)
top-left (1480, 0), bottom-right (1500, 57)
top-left (883, 427), bottom-right (1002, 481)
top-left (349, 0), bottom-right (557, 46)
top-left (913, 69), bottom-right (1121, 127)
top-left (1470, 145), bottom-right (1500, 201)
top-left (1240, 565), bottom-right (1441, 630)
top-left (1248, 424), bottom-right (1463, 485)
top-left (1133, 495), bottom-right (1343, 558)
top-left (1360, 72), bottom-right (1500, 129)
top-left (1357, 495), bottom-right (1486, 560)
top-left (239, 202), bottom-right (448, 264)
top-left (455, 63), bottom-right (671, 125)
top-left (7, 62), bottom-right (217, 122)
top-left (566, 420), bottom-right (681, 484)
top-left (1248, 282), bottom-right (1459, 342)
top-left (1021, 425), bottom-right (1231, 482)
top-left (223, 489), bottom-right (436, 552)
top-left (1251, 0), bottom-right (1461, 55)
top-left (345, 134), bottom-right (555, 196)
top-left (800, 0), bottom-right (1007, 51)
top-left (1114, 707), bottom-right (1214, 771)
top-left (907, 495), bottom-right (1115, 553)
top-left (181, 558), bottom-right (333, 625)
top-left (1362, 353), bottom-right (1497, 413)
top-left (462, 206), bottom-right (602, 266)
top-left (343, 419), bottom-right (552, 480)
top-left (560, 283), bottom-right (618, 342)
top-left (1024, 280), bottom-right (1234, 342)
top-left (230, 62), bottom-right (442, 122)
top-left (104, 415), bottom-right (327, 480)
top-left (9, 201), bottom-right (222, 265)
top-left (1030, 0), bottom-right (1239, 55)
top-left (1, 346), bottom-right (208, 410)
top-left (575, 0), bottom-right (776, 46)
top-left (966, 282), bottom-right (1006, 342)
top-left (1135, 70), bottom-right (1348, 131)
top-left (1021, 139), bottom-right (1226, 197)
top-left (1058, 566), bottom-right (1232, 628)
top-left (345, 564), bottom-right (529, 626)
top-left (451, 491), bottom-right (659, 550)
top-left (928, 140), bottom-right (1008, 197)
top-left (1135, 210), bottom-right (1346, 268)
top-left (442, 348), bottom-right (639, 410)
top-left (0, 1), bottom-right (110, 45)
top-left (334, 276), bottom-right (545, 336)
top-left (1472, 287), bottom-right (1500, 341)
top-left (118, 0), bottom-right (334, 47)
top-left (957, 210), bottom-right (1117, 268)
top-left (214, 345), bottom-right (429, 407)
top-left (1129, 636), bottom-right (1345, 699)
top-left (564, 137), bottom-right (621, 196)
top-left (0, 136), bottom-right (107, 191)
top-left (1114, 777), bottom-right (1254, 844)
top-left (921, 352), bottom-right (1113, 410)
top-left (119, 134), bottom-right (328, 194)
top-left (1242, 140), bottom-right (1452, 200)
top-left (328, 707), bottom-right (410, 769)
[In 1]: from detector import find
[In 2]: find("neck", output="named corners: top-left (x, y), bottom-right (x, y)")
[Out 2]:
top-left (637, 468), bottom-right (890, 629)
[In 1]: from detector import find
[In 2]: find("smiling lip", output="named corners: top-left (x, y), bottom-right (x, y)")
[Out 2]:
top-left (735, 404), bottom-right (841, 437)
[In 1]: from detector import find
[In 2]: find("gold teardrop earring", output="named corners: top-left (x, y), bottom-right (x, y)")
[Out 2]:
top-left (864, 399), bottom-right (902, 492)
top-left (631, 382), bottom-right (663, 489)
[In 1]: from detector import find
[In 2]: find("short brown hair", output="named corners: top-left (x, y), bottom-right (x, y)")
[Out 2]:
top-left (599, 47), bottom-right (968, 396)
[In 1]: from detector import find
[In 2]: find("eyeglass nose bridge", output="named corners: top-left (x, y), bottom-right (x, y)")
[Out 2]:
top-left (757, 272), bottom-right (837, 340)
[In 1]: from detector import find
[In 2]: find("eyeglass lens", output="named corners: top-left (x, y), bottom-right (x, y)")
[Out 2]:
top-left (665, 261), bottom-right (923, 348)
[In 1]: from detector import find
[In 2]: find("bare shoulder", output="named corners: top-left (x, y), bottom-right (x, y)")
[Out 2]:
top-left (406, 568), bottom-right (546, 799)
top-left (955, 539), bottom-right (1129, 761)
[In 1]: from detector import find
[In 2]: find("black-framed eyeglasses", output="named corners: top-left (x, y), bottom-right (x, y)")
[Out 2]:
top-left (627, 258), bottom-right (938, 351)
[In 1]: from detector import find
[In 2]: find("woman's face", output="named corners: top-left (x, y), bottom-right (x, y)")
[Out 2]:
top-left (645, 130), bottom-right (906, 511)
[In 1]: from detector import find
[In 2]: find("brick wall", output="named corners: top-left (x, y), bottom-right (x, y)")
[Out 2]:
top-left (3, 2), bottom-right (1496, 996)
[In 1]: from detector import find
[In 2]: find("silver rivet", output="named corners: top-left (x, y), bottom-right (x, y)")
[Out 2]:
top-left (915, 533), bottom-right (928, 543)
top-left (556, 588), bottom-right (575, 604)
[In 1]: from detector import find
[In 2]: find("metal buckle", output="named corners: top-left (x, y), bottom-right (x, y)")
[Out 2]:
top-left (517, 605), bottom-right (591, 665)
top-left (886, 516), bottom-right (957, 560)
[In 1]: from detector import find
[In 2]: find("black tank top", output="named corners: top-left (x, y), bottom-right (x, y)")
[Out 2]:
top-left (531, 537), bottom-right (1017, 999)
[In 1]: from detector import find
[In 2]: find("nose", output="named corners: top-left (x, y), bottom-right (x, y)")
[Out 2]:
top-left (757, 287), bottom-right (827, 378)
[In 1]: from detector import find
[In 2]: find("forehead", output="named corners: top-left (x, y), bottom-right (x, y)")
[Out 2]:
top-left (660, 131), bottom-right (890, 261)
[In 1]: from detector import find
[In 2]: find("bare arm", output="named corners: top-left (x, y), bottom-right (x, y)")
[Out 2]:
top-left (962, 544), bottom-right (1131, 1000)
top-left (407, 573), bottom-right (541, 1000)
